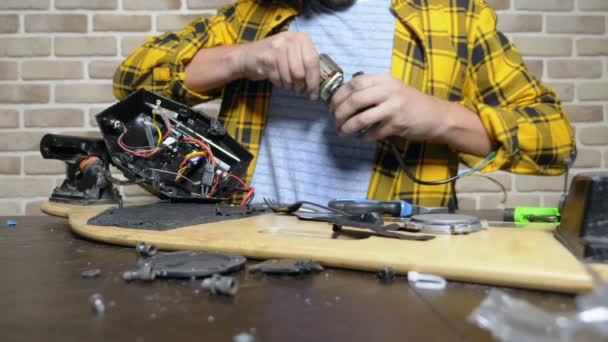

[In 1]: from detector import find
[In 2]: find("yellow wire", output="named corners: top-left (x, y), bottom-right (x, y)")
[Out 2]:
top-left (152, 109), bottom-right (162, 146)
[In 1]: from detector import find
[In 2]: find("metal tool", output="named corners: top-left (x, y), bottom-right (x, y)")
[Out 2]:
top-left (319, 53), bottom-right (344, 103)
top-left (328, 199), bottom-right (448, 217)
top-left (402, 214), bottom-right (487, 235)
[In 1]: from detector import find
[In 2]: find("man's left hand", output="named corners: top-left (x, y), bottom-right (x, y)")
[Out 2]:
top-left (330, 73), bottom-right (447, 142)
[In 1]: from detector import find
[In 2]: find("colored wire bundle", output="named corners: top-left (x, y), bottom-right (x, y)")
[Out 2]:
top-left (117, 112), bottom-right (172, 157)
top-left (389, 138), bottom-right (496, 186)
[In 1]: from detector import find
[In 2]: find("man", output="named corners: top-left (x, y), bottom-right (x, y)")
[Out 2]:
top-left (113, 0), bottom-right (574, 208)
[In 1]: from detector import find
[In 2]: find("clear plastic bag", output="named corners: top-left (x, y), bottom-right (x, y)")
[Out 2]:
top-left (468, 287), bottom-right (608, 341)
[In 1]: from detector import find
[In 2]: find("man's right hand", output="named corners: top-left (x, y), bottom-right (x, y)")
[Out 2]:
top-left (236, 32), bottom-right (320, 101)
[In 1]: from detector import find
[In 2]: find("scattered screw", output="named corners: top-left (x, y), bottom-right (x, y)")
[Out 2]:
top-left (135, 242), bottom-right (157, 258)
top-left (233, 332), bottom-right (255, 342)
top-left (81, 269), bottom-right (101, 279)
top-left (376, 267), bottom-right (395, 282)
top-left (122, 263), bottom-right (156, 281)
top-left (88, 293), bottom-right (105, 314)
top-left (201, 274), bottom-right (238, 297)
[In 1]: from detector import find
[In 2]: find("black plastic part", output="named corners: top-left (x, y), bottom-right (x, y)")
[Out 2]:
top-left (249, 259), bottom-right (324, 275)
top-left (40, 134), bottom-right (121, 205)
top-left (95, 89), bottom-right (253, 202)
top-left (503, 208), bottom-right (515, 222)
top-left (139, 251), bottom-right (246, 279)
top-left (87, 202), bottom-right (267, 230)
top-left (555, 172), bottom-right (608, 262)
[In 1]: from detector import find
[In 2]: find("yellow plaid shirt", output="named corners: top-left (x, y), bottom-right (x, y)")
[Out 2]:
top-left (114, 0), bottom-right (574, 207)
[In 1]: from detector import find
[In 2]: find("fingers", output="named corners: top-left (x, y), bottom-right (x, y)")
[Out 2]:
top-left (339, 101), bottom-right (391, 137)
top-left (299, 38), bottom-right (320, 100)
top-left (287, 44), bottom-right (305, 94)
top-left (333, 79), bottom-right (389, 128)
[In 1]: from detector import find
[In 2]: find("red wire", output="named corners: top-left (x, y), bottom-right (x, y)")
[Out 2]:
top-left (240, 187), bottom-right (255, 206)
top-left (183, 137), bottom-right (216, 165)
top-left (117, 127), bottom-right (160, 157)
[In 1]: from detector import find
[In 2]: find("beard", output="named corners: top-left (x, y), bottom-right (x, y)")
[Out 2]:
top-left (302, 0), bottom-right (356, 16)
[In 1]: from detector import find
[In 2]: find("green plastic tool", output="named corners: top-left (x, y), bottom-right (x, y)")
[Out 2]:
top-left (504, 206), bottom-right (561, 224)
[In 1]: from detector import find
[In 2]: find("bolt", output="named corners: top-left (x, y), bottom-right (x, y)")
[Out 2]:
top-left (122, 263), bottom-right (156, 281)
top-left (135, 242), bottom-right (157, 258)
top-left (88, 293), bottom-right (105, 314)
top-left (201, 274), bottom-right (238, 297)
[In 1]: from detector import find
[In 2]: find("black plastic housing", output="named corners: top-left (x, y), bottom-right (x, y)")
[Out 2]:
top-left (95, 89), bottom-right (253, 202)
top-left (555, 172), bottom-right (608, 262)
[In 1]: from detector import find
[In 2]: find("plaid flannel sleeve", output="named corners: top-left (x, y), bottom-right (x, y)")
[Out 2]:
top-left (459, 4), bottom-right (575, 175)
top-left (113, 6), bottom-right (237, 106)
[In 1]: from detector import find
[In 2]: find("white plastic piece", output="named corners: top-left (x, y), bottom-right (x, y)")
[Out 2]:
top-left (407, 271), bottom-right (447, 290)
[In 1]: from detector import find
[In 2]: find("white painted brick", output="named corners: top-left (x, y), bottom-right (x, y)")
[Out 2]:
top-left (577, 39), bottom-right (608, 57)
top-left (578, 83), bottom-right (608, 101)
top-left (88, 60), bottom-right (121, 79)
top-left (572, 149), bottom-right (602, 168)
top-left (510, 37), bottom-right (572, 57)
top-left (0, 132), bottom-right (46, 152)
top-left (124, 0), bottom-right (181, 10)
top-left (25, 200), bottom-right (46, 216)
top-left (0, 0), bottom-right (49, 10)
top-left (55, 37), bottom-right (117, 57)
top-left (25, 14), bottom-right (88, 33)
top-left (0, 15), bottom-right (19, 33)
top-left (55, 84), bottom-right (115, 103)
top-left (547, 82), bottom-right (575, 102)
top-left (0, 201), bottom-right (23, 216)
top-left (0, 38), bottom-right (51, 57)
top-left (564, 105), bottom-right (604, 122)
top-left (121, 36), bottom-right (149, 57)
top-left (22, 61), bottom-right (83, 80)
top-left (24, 108), bottom-right (84, 128)
top-left (546, 15), bottom-right (605, 34)
top-left (187, 0), bottom-right (235, 9)
top-left (455, 173), bottom-right (512, 193)
top-left (157, 14), bottom-right (209, 32)
top-left (0, 61), bottom-right (19, 81)
top-left (579, 0), bottom-right (608, 11)
top-left (24, 155), bottom-right (65, 175)
top-left (55, 0), bottom-right (117, 9)
top-left (547, 60), bottom-right (602, 79)
top-left (0, 109), bottom-right (20, 128)
top-left (0, 157), bottom-right (21, 174)
top-left (0, 178), bottom-right (56, 198)
top-left (516, 175), bottom-right (566, 192)
top-left (579, 126), bottom-right (608, 145)
top-left (497, 14), bottom-right (542, 33)
top-left (478, 194), bottom-right (542, 210)
top-left (93, 15), bottom-right (151, 32)
top-left (514, 0), bottom-right (573, 11)
top-left (0, 85), bottom-right (50, 104)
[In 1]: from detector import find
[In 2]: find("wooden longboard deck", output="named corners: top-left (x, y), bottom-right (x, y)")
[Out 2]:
top-left (41, 201), bottom-right (608, 294)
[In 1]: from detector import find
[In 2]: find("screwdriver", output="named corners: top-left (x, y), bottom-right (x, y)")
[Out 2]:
top-left (328, 199), bottom-right (448, 218)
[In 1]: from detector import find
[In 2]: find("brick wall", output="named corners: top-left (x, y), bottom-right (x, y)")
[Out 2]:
top-left (0, 0), bottom-right (606, 215)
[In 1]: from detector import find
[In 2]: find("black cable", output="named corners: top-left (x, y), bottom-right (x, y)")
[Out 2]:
top-left (389, 139), bottom-right (461, 186)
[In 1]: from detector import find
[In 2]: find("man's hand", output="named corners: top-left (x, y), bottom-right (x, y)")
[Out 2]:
top-left (236, 32), bottom-right (320, 100)
top-left (330, 73), bottom-right (446, 141)
top-left (330, 73), bottom-right (493, 156)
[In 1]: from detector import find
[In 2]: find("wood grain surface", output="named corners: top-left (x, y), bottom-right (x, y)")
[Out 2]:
top-left (41, 201), bottom-right (608, 293)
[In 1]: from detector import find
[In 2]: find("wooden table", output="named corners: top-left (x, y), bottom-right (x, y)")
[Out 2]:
top-left (0, 215), bottom-right (577, 341)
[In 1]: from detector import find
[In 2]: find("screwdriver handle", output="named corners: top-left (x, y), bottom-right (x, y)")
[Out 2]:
top-left (328, 199), bottom-right (412, 217)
